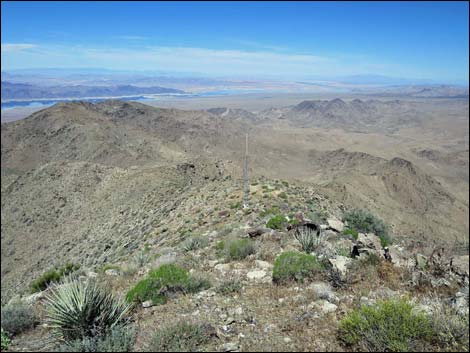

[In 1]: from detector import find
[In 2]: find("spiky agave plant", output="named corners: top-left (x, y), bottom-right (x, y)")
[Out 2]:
top-left (294, 227), bottom-right (325, 253)
top-left (44, 276), bottom-right (131, 341)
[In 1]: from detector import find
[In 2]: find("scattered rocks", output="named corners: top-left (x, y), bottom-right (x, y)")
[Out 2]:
top-left (308, 281), bottom-right (338, 303)
top-left (247, 227), bottom-right (269, 238)
top-left (215, 263), bottom-right (231, 273)
top-left (308, 299), bottom-right (337, 315)
top-left (104, 269), bottom-right (120, 276)
top-left (353, 233), bottom-right (383, 258)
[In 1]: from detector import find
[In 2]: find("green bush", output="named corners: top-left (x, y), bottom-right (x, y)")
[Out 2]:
top-left (1, 303), bottom-right (37, 335)
top-left (1, 328), bottom-right (10, 351)
top-left (278, 192), bottom-right (288, 199)
top-left (342, 228), bottom-right (359, 240)
top-left (225, 239), bottom-right (256, 260)
top-left (126, 264), bottom-right (210, 305)
top-left (339, 299), bottom-right (433, 352)
top-left (44, 277), bottom-right (131, 342)
top-left (57, 324), bottom-right (135, 352)
top-left (272, 251), bottom-right (324, 284)
top-left (266, 215), bottom-right (287, 230)
top-left (30, 263), bottom-right (80, 293)
top-left (148, 322), bottom-right (211, 352)
top-left (342, 209), bottom-right (391, 247)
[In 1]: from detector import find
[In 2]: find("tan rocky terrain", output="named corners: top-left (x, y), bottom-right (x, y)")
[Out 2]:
top-left (1, 97), bottom-right (468, 352)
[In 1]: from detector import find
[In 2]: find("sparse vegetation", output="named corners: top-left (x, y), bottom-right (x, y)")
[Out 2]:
top-left (1, 328), bottom-right (10, 351)
top-left (278, 192), bottom-right (288, 199)
top-left (30, 263), bottom-right (80, 293)
top-left (1, 303), bottom-right (37, 335)
top-left (266, 214), bottom-right (287, 230)
top-left (272, 251), bottom-right (324, 283)
top-left (57, 324), bottom-right (135, 352)
top-left (339, 298), bottom-right (433, 352)
top-left (343, 209), bottom-right (391, 247)
top-left (126, 264), bottom-right (210, 305)
top-left (216, 279), bottom-right (242, 295)
top-left (44, 277), bottom-right (131, 342)
top-left (225, 238), bottom-right (256, 260)
top-left (147, 322), bottom-right (211, 352)
top-left (428, 303), bottom-right (469, 351)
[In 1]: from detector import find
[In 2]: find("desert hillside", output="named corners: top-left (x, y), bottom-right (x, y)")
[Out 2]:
top-left (1, 99), bottom-right (468, 352)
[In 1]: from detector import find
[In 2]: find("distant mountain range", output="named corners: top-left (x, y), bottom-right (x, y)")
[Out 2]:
top-left (1, 81), bottom-right (185, 100)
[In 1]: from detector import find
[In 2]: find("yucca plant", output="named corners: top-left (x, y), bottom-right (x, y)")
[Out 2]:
top-left (44, 277), bottom-right (131, 341)
top-left (294, 227), bottom-right (325, 253)
top-left (181, 236), bottom-right (208, 252)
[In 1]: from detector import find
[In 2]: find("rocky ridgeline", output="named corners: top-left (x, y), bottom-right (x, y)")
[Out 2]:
top-left (4, 177), bottom-right (468, 352)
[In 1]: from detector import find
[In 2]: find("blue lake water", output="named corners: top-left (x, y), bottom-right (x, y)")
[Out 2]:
top-left (1, 90), bottom-right (267, 110)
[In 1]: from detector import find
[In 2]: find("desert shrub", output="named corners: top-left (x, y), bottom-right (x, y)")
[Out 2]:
top-left (132, 251), bottom-right (149, 268)
top-left (126, 264), bottom-right (210, 305)
top-left (339, 298), bottom-right (433, 352)
top-left (181, 236), bottom-right (208, 252)
top-left (429, 303), bottom-right (469, 351)
top-left (288, 218), bottom-right (301, 226)
top-left (266, 215), bottom-right (287, 230)
top-left (30, 263), bottom-right (80, 293)
top-left (147, 322), bottom-right (211, 352)
top-left (44, 277), bottom-right (131, 342)
top-left (1, 328), bottom-right (10, 351)
top-left (216, 280), bottom-right (242, 295)
top-left (272, 251), bottom-right (324, 284)
top-left (225, 239), bottom-right (256, 260)
top-left (57, 324), bottom-right (135, 352)
top-left (342, 209), bottom-right (391, 247)
top-left (294, 227), bottom-right (325, 253)
top-left (342, 228), bottom-right (359, 240)
top-left (229, 201), bottom-right (241, 209)
top-left (1, 303), bottom-right (37, 335)
top-left (278, 192), bottom-right (288, 199)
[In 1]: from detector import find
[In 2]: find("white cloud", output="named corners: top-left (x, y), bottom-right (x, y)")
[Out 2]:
top-left (0, 43), bottom-right (413, 79)
top-left (1, 43), bottom-right (36, 52)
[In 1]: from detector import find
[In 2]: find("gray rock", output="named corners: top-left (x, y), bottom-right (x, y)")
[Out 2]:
top-left (255, 260), bottom-right (273, 271)
top-left (223, 342), bottom-right (239, 352)
top-left (329, 255), bottom-right (352, 276)
top-left (308, 299), bottom-right (337, 315)
top-left (246, 270), bottom-right (267, 281)
top-left (142, 300), bottom-right (153, 308)
top-left (452, 255), bottom-right (469, 277)
top-left (327, 218), bottom-right (344, 232)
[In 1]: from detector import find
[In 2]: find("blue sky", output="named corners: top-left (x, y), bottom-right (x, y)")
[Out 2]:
top-left (1, 1), bottom-right (469, 83)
